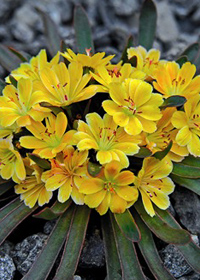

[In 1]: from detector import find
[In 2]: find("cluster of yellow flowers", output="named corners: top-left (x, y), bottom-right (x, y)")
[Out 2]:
top-left (1, 46), bottom-right (200, 217)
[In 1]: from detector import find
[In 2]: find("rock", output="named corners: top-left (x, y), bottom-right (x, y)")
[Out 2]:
top-left (74, 276), bottom-right (82, 280)
top-left (14, 4), bottom-right (41, 30)
top-left (9, 20), bottom-right (35, 43)
top-left (169, 0), bottom-right (199, 18)
top-left (172, 188), bottom-right (200, 234)
top-left (43, 220), bottom-right (56, 235)
top-left (0, 241), bottom-right (14, 255)
top-left (110, 0), bottom-right (139, 17)
top-left (156, 1), bottom-right (179, 44)
top-left (159, 244), bottom-right (193, 277)
top-left (0, 251), bottom-right (16, 280)
top-left (11, 233), bottom-right (48, 275)
top-left (79, 229), bottom-right (105, 268)
top-left (178, 272), bottom-right (200, 280)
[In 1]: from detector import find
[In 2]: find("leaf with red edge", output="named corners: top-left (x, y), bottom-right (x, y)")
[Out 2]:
top-left (110, 212), bottom-right (146, 280)
top-left (155, 207), bottom-right (200, 274)
top-left (134, 199), bottom-right (191, 245)
top-left (0, 44), bottom-right (21, 71)
top-left (114, 209), bottom-right (141, 242)
top-left (53, 205), bottom-right (90, 280)
top-left (22, 205), bottom-right (75, 280)
top-left (138, 0), bottom-right (157, 50)
top-left (101, 213), bottom-right (122, 280)
top-left (170, 174), bottom-right (200, 196)
top-left (8, 47), bottom-right (28, 62)
top-left (0, 199), bottom-right (37, 245)
top-left (133, 211), bottom-right (176, 280)
top-left (36, 8), bottom-right (61, 56)
top-left (33, 200), bottom-right (72, 220)
top-left (74, 5), bottom-right (94, 54)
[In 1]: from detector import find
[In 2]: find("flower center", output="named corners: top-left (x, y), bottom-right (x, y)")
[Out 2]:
top-left (104, 181), bottom-right (116, 193)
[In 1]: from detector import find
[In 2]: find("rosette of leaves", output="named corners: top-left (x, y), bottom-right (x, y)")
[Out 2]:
top-left (0, 1), bottom-right (200, 280)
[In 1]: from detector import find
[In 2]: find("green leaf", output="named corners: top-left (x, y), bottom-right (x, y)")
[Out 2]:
top-left (180, 42), bottom-right (200, 64)
top-left (134, 147), bottom-right (152, 158)
top-left (114, 209), bottom-right (141, 242)
top-left (172, 162), bottom-right (200, 178)
top-left (9, 75), bottom-right (18, 88)
top-left (37, 8), bottom-right (61, 57)
top-left (28, 153), bottom-right (51, 170)
top-left (181, 155), bottom-right (200, 168)
top-left (88, 161), bottom-right (102, 177)
top-left (134, 199), bottom-right (191, 244)
top-left (160, 96), bottom-right (187, 110)
top-left (0, 78), bottom-right (6, 95)
top-left (0, 180), bottom-right (14, 196)
top-left (8, 47), bottom-right (28, 62)
top-left (22, 205), bottom-right (75, 280)
top-left (133, 211), bottom-right (175, 280)
top-left (176, 55), bottom-right (188, 67)
top-left (120, 35), bottom-right (134, 63)
top-left (155, 207), bottom-right (200, 273)
top-left (170, 174), bottom-right (200, 196)
top-left (110, 213), bottom-right (146, 280)
top-left (0, 44), bottom-right (21, 71)
top-left (153, 140), bottom-right (172, 160)
top-left (101, 214), bottom-right (122, 280)
top-left (0, 198), bottom-right (21, 221)
top-left (33, 200), bottom-right (72, 220)
top-left (54, 205), bottom-right (90, 280)
top-left (138, 0), bottom-right (157, 50)
top-left (74, 5), bottom-right (94, 54)
top-left (0, 200), bottom-right (37, 245)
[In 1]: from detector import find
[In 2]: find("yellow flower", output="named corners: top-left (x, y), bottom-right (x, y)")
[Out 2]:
top-left (20, 112), bottom-right (76, 159)
top-left (134, 157), bottom-right (175, 217)
top-left (102, 79), bottom-right (163, 135)
top-left (91, 63), bottom-right (146, 92)
top-left (34, 61), bottom-right (105, 107)
top-left (0, 137), bottom-right (25, 183)
top-left (0, 123), bottom-right (20, 138)
top-left (61, 48), bottom-right (114, 71)
top-left (143, 108), bottom-right (189, 162)
top-left (42, 146), bottom-right (88, 204)
top-left (0, 78), bottom-right (50, 127)
top-left (6, 49), bottom-right (60, 82)
top-left (75, 113), bottom-right (141, 167)
top-left (153, 61), bottom-right (200, 98)
top-left (127, 46), bottom-right (164, 80)
top-left (171, 94), bottom-right (200, 156)
top-left (15, 164), bottom-right (53, 208)
top-left (78, 161), bottom-right (138, 215)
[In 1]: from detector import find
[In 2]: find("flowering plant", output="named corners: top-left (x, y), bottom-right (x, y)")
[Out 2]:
top-left (0, 1), bottom-right (200, 279)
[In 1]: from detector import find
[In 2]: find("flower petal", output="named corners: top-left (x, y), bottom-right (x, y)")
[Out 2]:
top-left (109, 193), bottom-right (127, 213)
top-left (84, 190), bottom-right (106, 208)
top-left (115, 185), bottom-right (138, 201)
top-left (79, 178), bottom-right (104, 194)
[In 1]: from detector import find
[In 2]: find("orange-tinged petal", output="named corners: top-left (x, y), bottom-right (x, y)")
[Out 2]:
top-left (104, 161), bottom-right (122, 180)
top-left (79, 178), bottom-right (104, 194)
top-left (115, 185), bottom-right (138, 201)
top-left (96, 192), bottom-right (111, 215)
top-left (109, 193), bottom-right (127, 213)
top-left (84, 190), bottom-right (106, 208)
top-left (114, 171), bottom-right (135, 185)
